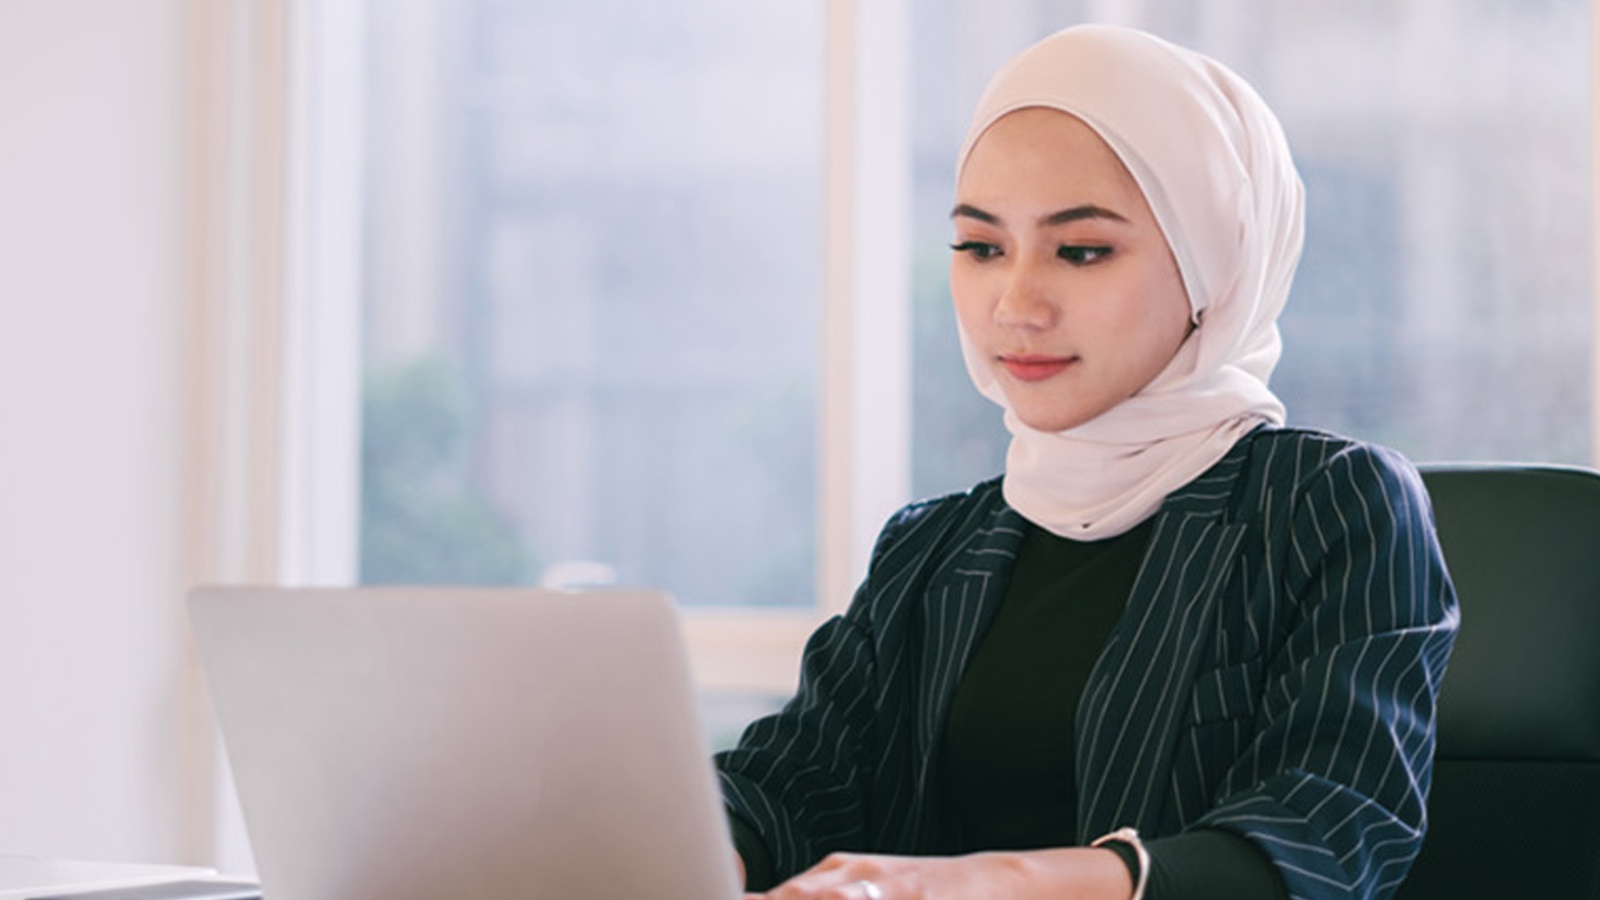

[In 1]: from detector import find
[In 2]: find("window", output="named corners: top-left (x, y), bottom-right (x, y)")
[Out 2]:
top-left (359, 0), bottom-right (825, 606)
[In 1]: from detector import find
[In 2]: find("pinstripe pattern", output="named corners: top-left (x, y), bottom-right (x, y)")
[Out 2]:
top-left (717, 428), bottom-right (1459, 900)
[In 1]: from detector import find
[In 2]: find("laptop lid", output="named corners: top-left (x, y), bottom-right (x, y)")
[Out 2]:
top-left (188, 586), bottom-right (742, 900)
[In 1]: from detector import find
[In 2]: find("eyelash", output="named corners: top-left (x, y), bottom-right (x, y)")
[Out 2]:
top-left (949, 241), bottom-right (1114, 266)
top-left (949, 240), bottom-right (1001, 260)
top-left (1059, 245), bottom-right (1113, 265)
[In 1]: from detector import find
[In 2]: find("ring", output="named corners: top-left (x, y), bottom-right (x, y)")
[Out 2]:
top-left (855, 880), bottom-right (884, 900)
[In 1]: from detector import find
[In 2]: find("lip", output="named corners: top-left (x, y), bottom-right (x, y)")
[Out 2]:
top-left (1000, 354), bottom-right (1077, 382)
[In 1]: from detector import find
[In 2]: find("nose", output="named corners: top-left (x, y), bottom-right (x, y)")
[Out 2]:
top-left (993, 254), bottom-right (1059, 330)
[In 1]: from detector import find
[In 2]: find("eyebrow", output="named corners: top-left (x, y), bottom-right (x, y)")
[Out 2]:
top-left (950, 202), bottom-right (1129, 226)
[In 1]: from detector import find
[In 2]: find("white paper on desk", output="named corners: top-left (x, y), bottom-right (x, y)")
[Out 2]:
top-left (0, 857), bottom-right (210, 900)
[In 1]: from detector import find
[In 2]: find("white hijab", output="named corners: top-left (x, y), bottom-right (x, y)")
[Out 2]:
top-left (956, 24), bottom-right (1305, 539)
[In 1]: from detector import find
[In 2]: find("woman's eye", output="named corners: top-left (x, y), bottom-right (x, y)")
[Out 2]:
top-left (950, 240), bottom-right (1001, 261)
top-left (1058, 245), bottom-right (1112, 265)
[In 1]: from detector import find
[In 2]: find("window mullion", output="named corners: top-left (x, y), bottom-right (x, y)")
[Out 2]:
top-left (1591, 0), bottom-right (1600, 468)
top-left (280, 0), bottom-right (363, 586)
top-left (819, 0), bottom-right (912, 619)
top-left (819, 0), bottom-right (859, 618)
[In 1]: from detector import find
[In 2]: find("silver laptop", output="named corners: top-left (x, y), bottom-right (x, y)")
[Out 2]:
top-left (188, 586), bottom-right (742, 900)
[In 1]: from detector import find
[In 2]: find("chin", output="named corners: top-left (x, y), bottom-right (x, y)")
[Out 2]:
top-left (1006, 386), bottom-right (1126, 434)
top-left (1012, 408), bottom-right (1099, 434)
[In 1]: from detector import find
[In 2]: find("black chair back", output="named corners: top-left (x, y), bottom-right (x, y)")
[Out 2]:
top-left (1397, 465), bottom-right (1600, 899)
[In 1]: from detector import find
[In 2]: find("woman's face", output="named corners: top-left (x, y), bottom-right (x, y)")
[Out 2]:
top-left (951, 107), bottom-right (1193, 434)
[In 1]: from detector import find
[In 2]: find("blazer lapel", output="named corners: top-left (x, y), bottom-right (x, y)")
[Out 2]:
top-left (1075, 450), bottom-right (1250, 838)
top-left (905, 502), bottom-right (1028, 848)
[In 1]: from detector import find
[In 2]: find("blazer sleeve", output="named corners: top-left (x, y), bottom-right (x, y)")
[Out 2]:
top-left (1196, 443), bottom-right (1459, 900)
top-left (714, 549), bottom-right (890, 885)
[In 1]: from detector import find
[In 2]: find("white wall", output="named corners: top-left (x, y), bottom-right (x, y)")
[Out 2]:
top-left (0, 0), bottom-right (192, 863)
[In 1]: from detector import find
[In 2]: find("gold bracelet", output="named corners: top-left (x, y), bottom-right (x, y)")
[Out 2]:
top-left (1091, 826), bottom-right (1150, 900)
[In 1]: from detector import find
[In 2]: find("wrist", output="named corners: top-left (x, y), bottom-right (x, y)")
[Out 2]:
top-left (999, 845), bottom-right (1137, 900)
top-left (1091, 828), bottom-right (1149, 900)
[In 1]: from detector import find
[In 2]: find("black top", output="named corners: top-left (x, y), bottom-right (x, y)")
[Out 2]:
top-left (939, 519), bottom-right (1287, 900)
top-left (941, 518), bottom-right (1152, 849)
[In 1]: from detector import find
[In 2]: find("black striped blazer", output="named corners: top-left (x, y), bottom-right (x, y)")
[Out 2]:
top-left (717, 427), bottom-right (1459, 900)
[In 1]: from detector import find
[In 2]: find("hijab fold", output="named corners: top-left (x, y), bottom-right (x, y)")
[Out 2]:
top-left (956, 24), bottom-right (1305, 539)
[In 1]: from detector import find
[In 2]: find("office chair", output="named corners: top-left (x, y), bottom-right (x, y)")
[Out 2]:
top-left (1395, 465), bottom-right (1600, 899)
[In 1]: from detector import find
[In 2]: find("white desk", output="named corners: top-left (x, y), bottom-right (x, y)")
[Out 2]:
top-left (0, 857), bottom-right (214, 900)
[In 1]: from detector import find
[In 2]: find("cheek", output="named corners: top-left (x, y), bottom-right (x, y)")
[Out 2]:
top-left (949, 262), bottom-right (989, 333)
top-left (1126, 272), bottom-right (1194, 373)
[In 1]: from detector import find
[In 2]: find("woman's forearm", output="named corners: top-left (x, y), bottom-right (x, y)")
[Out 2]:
top-left (1003, 847), bottom-right (1134, 900)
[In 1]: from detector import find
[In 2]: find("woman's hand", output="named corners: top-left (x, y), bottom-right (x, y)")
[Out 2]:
top-left (744, 847), bottom-right (1132, 900)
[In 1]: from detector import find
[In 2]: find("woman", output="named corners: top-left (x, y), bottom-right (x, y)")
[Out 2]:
top-left (717, 24), bottom-right (1458, 900)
